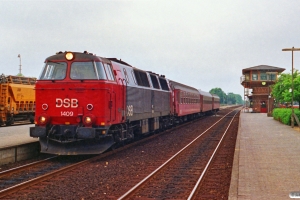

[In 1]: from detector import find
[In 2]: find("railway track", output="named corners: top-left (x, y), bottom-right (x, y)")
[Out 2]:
top-left (0, 107), bottom-right (240, 199)
top-left (118, 109), bottom-right (240, 199)
top-left (0, 155), bottom-right (93, 198)
top-left (0, 112), bottom-right (213, 198)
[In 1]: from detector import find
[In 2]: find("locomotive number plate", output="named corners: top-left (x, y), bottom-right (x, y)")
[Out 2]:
top-left (61, 111), bottom-right (74, 116)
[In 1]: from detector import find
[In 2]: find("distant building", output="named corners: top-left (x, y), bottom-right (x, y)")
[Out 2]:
top-left (240, 65), bottom-right (285, 114)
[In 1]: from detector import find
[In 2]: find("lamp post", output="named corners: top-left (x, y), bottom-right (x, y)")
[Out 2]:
top-left (282, 47), bottom-right (300, 128)
top-left (17, 54), bottom-right (22, 76)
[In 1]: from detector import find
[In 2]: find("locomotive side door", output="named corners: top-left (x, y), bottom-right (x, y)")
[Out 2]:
top-left (112, 68), bottom-right (126, 123)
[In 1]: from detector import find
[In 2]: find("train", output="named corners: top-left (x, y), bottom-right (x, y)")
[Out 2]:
top-left (30, 51), bottom-right (220, 155)
top-left (0, 74), bottom-right (36, 126)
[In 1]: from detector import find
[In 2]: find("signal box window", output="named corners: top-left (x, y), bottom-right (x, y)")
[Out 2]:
top-left (252, 73), bottom-right (258, 81)
top-left (269, 74), bottom-right (276, 80)
top-left (260, 72), bottom-right (267, 80)
top-left (150, 74), bottom-right (160, 89)
top-left (39, 62), bottom-right (67, 80)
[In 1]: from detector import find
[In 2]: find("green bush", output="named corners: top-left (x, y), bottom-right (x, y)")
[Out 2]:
top-left (273, 108), bottom-right (300, 125)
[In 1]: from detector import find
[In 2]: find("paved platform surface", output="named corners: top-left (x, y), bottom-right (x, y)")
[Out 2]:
top-left (229, 112), bottom-right (300, 200)
top-left (0, 124), bottom-right (37, 148)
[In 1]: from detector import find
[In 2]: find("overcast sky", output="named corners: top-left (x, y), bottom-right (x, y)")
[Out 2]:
top-left (1, 0), bottom-right (300, 97)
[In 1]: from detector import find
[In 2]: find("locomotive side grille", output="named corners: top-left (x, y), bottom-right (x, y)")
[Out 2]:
top-left (127, 86), bottom-right (171, 121)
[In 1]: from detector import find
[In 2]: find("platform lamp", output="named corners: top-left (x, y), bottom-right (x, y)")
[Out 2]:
top-left (282, 47), bottom-right (300, 128)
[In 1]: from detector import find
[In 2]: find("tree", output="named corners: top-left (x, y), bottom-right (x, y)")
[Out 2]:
top-left (271, 70), bottom-right (300, 109)
top-left (235, 94), bottom-right (243, 104)
top-left (227, 92), bottom-right (236, 105)
top-left (209, 88), bottom-right (226, 104)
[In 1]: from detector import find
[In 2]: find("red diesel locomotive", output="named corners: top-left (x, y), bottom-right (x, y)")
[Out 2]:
top-left (30, 51), bottom-right (219, 155)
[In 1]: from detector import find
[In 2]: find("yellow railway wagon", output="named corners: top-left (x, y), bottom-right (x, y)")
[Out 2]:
top-left (0, 74), bottom-right (36, 126)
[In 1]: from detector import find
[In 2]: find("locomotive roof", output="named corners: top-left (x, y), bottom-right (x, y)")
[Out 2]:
top-left (45, 52), bottom-right (111, 63)
top-left (107, 58), bottom-right (132, 67)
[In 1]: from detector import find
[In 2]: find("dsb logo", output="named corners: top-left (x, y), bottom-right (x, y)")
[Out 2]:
top-left (56, 98), bottom-right (78, 108)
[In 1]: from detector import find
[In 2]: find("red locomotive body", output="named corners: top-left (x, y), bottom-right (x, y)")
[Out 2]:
top-left (30, 51), bottom-right (220, 155)
top-left (31, 52), bottom-right (126, 154)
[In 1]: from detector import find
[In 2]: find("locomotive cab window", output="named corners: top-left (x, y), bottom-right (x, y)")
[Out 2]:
top-left (71, 62), bottom-right (98, 80)
top-left (95, 62), bottom-right (107, 79)
top-left (39, 62), bottom-right (67, 80)
top-left (103, 63), bottom-right (115, 81)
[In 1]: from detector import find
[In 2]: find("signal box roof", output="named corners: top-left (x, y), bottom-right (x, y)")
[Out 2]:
top-left (242, 65), bottom-right (285, 74)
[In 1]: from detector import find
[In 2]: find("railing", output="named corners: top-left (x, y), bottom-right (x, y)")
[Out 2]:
top-left (240, 75), bottom-right (245, 84)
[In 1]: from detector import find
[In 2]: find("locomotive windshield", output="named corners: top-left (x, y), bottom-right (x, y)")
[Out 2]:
top-left (39, 62), bottom-right (67, 80)
top-left (70, 62), bottom-right (108, 80)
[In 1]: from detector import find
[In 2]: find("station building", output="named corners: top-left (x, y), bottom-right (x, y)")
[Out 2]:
top-left (240, 65), bottom-right (285, 114)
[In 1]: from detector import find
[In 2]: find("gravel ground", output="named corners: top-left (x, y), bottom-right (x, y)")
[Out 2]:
top-left (5, 108), bottom-right (236, 199)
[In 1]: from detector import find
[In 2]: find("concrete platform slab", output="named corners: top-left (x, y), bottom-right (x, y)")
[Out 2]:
top-left (0, 124), bottom-right (37, 148)
top-left (229, 112), bottom-right (300, 200)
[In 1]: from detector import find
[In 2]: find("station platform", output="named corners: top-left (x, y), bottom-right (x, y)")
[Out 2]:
top-left (229, 112), bottom-right (300, 200)
top-left (0, 124), bottom-right (37, 148)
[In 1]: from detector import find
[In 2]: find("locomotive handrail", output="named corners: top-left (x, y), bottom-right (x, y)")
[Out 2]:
top-left (118, 78), bottom-right (127, 122)
top-left (34, 88), bottom-right (65, 90)
top-left (69, 88), bottom-right (111, 91)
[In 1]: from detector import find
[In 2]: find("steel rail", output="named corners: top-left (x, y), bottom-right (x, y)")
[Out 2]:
top-left (0, 156), bottom-right (57, 178)
top-left (0, 156), bottom-right (93, 198)
top-left (187, 109), bottom-right (240, 200)
top-left (117, 109), bottom-right (238, 200)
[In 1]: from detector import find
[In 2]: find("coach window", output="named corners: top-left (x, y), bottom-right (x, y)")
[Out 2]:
top-left (95, 62), bottom-right (107, 79)
top-left (103, 63), bottom-right (115, 81)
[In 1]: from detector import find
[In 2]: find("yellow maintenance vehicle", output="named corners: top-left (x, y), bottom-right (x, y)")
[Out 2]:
top-left (0, 74), bottom-right (36, 126)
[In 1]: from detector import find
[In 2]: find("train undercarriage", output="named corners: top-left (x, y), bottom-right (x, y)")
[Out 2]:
top-left (31, 111), bottom-right (216, 155)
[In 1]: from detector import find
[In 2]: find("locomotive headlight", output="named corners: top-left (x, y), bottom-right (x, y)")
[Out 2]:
top-left (38, 115), bottom-right (49, 125)
top-left (85, 117), bottom-right (92, 124)
top-left (65, 52), bottom-right (74, 61)
top-left (83, 114), bottom-right (95, 126)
